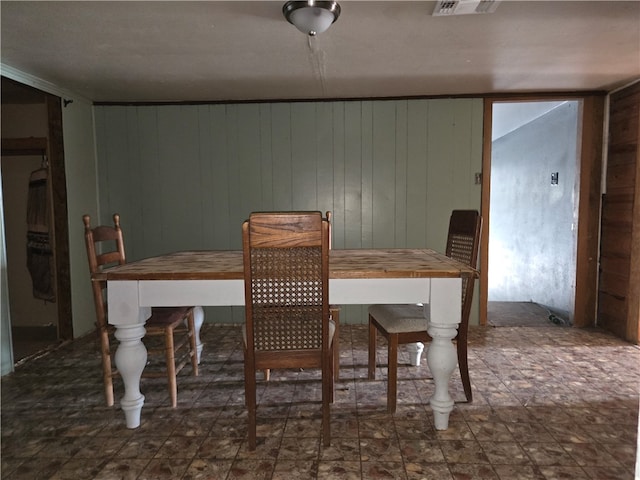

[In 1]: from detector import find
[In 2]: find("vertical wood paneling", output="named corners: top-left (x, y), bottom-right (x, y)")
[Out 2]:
top-left (271, 103), bottom-right (293, 210)
top-left (316, 102), bottom-right (334, 215)
top-left (344, 102), bottom-right (363, 247)
top-left (361, 101), bottom-right (374, 248)
top-left (136, 107), bottom-right (163, 258)
top-left (209, 105), bottom-right (232, 248)
top-left (259, 104), bottom-right (274, 211)
top-left (95, 98), bottom-right (483, 324)
top-left (236, 103), bottom-right (263, 227)
top-left (332, 102), bottom-right (346, 248)
top-left (406, 100), bottom-right (429, 247)
top-left (124, 108), bottom-right (142, 256)
top-left (100, 107), bottom-right (133, 224)
top-left (226, 104), bottom-right (245, 322)
top-left (426, 99), bottom-right (458, 248)
top-left (451, 99), bottom-right (475, 205)
top-left (156, 106), bottom-right (202, 251)
top-left (196, 105), bottom-right (215, 246)
top-left (291, 103), bottom-right (318, 210)
top-left (372, 101), bottom-right (396, 248)
top-left (394, 100), bottom-right (408, 247)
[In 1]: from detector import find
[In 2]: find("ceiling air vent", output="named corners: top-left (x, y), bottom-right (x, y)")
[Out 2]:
top-left (433, 0), bottom-right (500, 16)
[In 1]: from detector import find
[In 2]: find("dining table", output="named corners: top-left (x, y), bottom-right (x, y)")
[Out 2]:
top-left (101, 248), bottom-right (477, 430)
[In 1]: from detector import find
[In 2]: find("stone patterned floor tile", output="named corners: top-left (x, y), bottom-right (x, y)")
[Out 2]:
top-left (316, 461), bottom-right (362, 480)
top-left (1, 323), bottom-right (638, 480)
top-left (359, 438), bottom-right (403, 463)
top-left (271, 460), bottom-right (318, 479)
top-left (361, 461), bottom-right (407, 480)
top-left (319, 437), bottom-right (361, 461)
top-left (93, 459), bottom-right (151, 480)
top-left (226, 459), bottom-right (275, 480)
top-left (181, 458), bottom-right (233, 480)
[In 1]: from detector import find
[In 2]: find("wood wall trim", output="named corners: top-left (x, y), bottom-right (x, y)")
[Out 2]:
top-left (625, 84), bottom-right (640, 343)
top-left (574, 96), bottom-right (605, 328)
top-left (628, 133), bottom-right (640, 341)
top-left (45, 95), bottom-right (73, 340)
top-left (598, 82), bottom-right (639, 343)
top-left (93, 90), bottom-right (606, 107)
top-left (1, 137), bottom-right (47, 156)
top-left (480, 99), bottom-right (492, 326)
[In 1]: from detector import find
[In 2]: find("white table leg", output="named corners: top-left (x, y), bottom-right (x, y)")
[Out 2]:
top-left (193, 306), bottom-right (204, 364)
top-left (426, 322), bottom-right (458, 429)
top-left (426, 277), bottom-right (461, 430)
top-left (114, 323), bottom-right (147, 428)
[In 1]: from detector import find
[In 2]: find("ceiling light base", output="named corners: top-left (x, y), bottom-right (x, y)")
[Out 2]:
top-left (283, 1), bottom-right (341, 36)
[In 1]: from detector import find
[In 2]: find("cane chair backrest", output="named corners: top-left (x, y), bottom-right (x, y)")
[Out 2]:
top-left (243, 211), bottom-right (330, 354)
top-left (445, 210), bottom-right (482, 322)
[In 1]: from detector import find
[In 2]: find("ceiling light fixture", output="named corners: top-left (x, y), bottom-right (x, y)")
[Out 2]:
top-left (282, 1), bottom-right (341, 36)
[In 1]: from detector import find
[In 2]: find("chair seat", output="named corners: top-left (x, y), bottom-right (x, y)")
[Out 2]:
top-left (368, 304), bottom-right (427, 333)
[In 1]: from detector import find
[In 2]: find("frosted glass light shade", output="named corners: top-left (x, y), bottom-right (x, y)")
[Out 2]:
top-left (283, 1), bottom-right (341, 36)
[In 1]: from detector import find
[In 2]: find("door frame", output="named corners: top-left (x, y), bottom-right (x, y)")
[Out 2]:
top-left (480, 94), bottom-right (605, 327)
top-left (1, 93), bottom-right (73, 340)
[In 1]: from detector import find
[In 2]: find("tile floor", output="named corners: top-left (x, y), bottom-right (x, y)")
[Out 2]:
top-left (1, 323), bottom-right (639, 479)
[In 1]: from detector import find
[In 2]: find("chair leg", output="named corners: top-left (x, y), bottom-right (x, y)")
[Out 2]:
top-left (368, 316), bottom-right (377, 380)
top-left (456, 335), bottom-right (472, 402)
top-left (165, 327), bottom-right (178, 408)
top-left (322, 352), bottom-right (332, 447)
top-left (331, 307), bottom-right (340, 380)
top-left (387, 333), bottom-right (398, 414)
top-left (328, 346), bottom-right (335, 404)
top-left (186, 311), bottom-right (199, 377)
top-left (103, 371), bottom-right (114, 407)
top-left (100, 328), bottom-right (115, 407)
top-left (245, 359), bottom-right (257, 450)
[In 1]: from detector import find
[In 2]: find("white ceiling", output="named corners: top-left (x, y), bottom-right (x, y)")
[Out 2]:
top-left (1, 1), bottom-right (639, 103)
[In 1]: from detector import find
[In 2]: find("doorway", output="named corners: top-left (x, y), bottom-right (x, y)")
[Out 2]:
top-left (487, 100), bottom-right (581, 327)
top-left (1, 77), bottom-right (73, 365)
top-left (480, 96), bottom-right (606, 330)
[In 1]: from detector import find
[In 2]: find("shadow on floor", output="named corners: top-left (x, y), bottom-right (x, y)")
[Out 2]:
top-left (487, 301), bottom-right (570, 327)
top-left (11, 325), bottom-right (63, 366)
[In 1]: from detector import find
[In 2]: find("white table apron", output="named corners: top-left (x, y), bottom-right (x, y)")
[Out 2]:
top-left (108, 276), bottom-right (462, 430)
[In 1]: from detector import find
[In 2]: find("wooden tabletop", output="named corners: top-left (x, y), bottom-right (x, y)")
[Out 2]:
top-left (100, 249), bottom-right (477, 281)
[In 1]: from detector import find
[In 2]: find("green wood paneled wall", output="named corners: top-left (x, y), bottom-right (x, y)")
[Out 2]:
top-left (94, 98), bottom-right (483, 324)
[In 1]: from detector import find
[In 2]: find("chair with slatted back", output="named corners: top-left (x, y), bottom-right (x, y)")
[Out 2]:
top-left (83, 213), bottom-right (199, 408)
top-left (367, 210), bottom-right (481, 413)
top-left (242, 211), bottom-right (334, 450)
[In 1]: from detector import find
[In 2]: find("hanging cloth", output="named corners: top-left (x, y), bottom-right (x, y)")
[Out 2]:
top-left (26, 167), bottom-right (56, 302)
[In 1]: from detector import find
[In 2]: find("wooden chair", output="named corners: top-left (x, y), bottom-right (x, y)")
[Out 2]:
top-left (368, 210), bottom-right (481, 412)
top-left (83, 213), bottom-right (199, 408)
top-left (261, 211), bottom-right (341, 381)
top-left (242, 211), bottom-right (334, 450)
